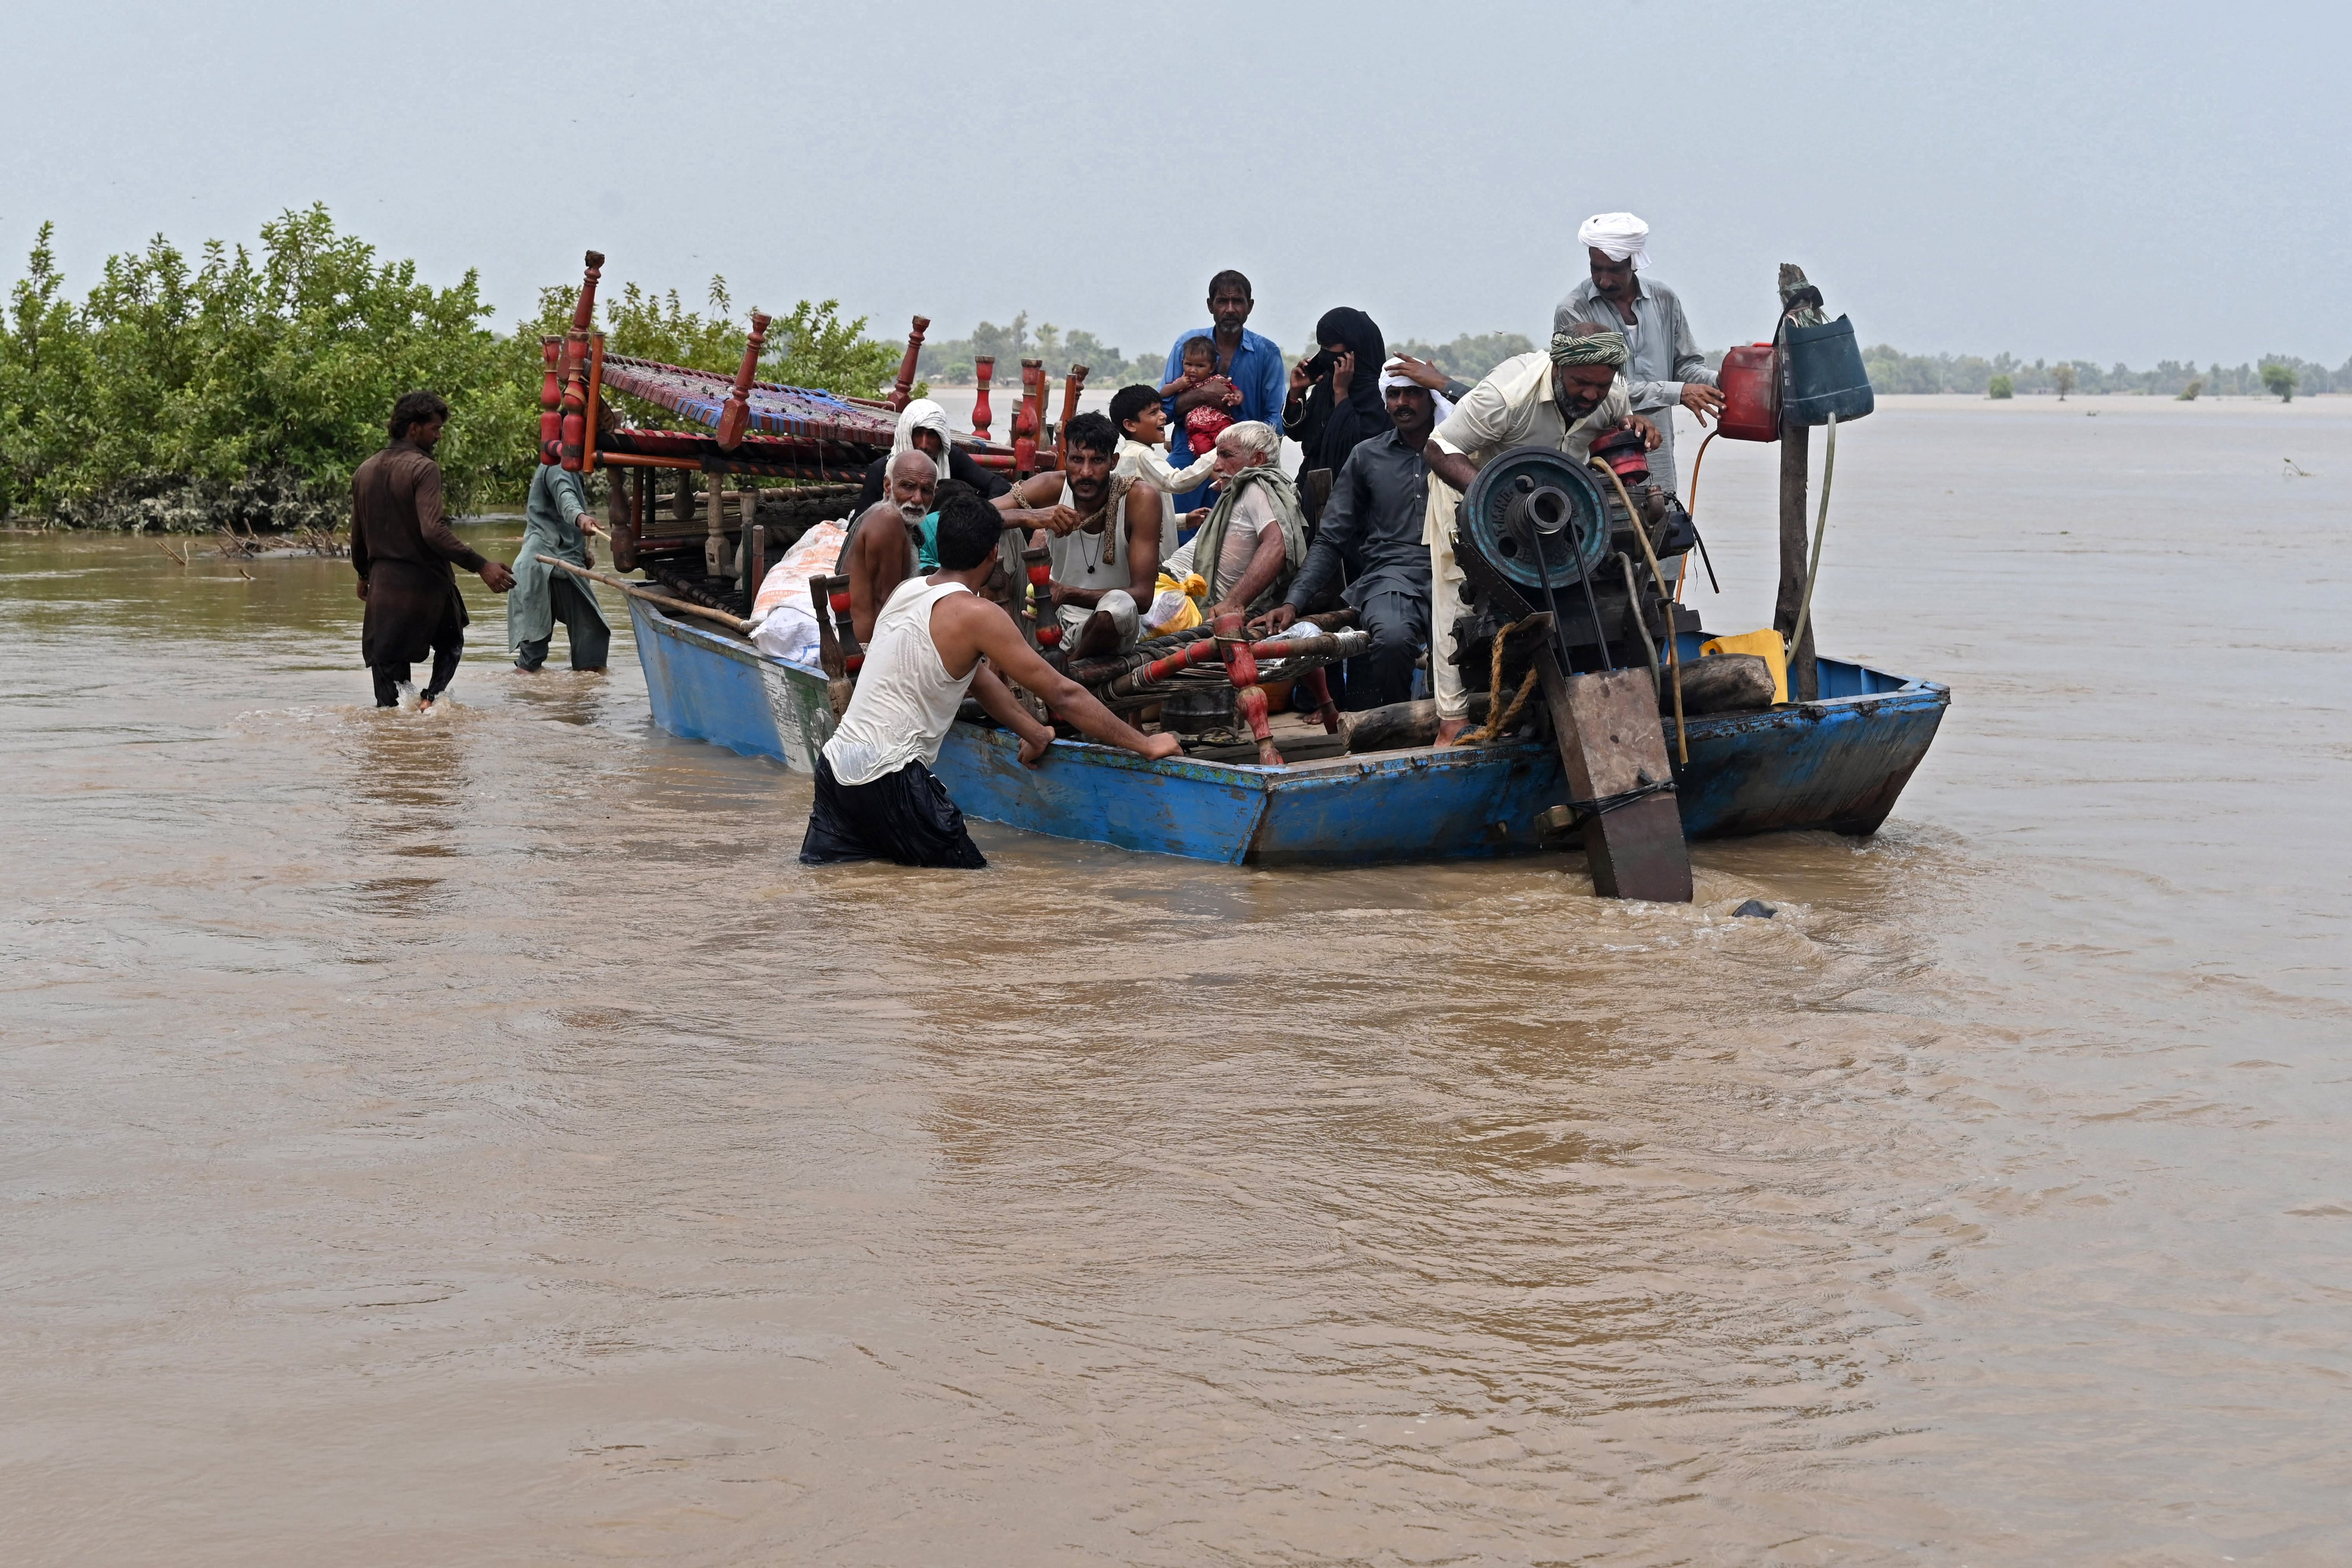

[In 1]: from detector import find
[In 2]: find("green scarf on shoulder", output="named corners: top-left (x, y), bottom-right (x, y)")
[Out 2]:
top-left (1189, 465), bottom-right (1310, 615)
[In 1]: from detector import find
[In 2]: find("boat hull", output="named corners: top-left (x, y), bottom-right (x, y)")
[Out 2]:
top-left (624, 597), bottom-right (1947, 865)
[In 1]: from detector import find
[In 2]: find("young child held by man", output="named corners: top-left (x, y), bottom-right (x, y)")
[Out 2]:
top-left (1157, 335), bottom-right (1241, 474)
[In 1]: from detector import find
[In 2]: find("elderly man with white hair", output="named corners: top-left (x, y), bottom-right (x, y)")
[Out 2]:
top-left (1169, 420), bottom-right (1307, 622)
top-left (1552, 212), bottom-right (1722, 497)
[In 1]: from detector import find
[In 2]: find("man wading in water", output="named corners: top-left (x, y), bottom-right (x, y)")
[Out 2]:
top-left (801, 487), bottom-right (1181, 869)
top-left (351, 391), bottom-right (514, 709)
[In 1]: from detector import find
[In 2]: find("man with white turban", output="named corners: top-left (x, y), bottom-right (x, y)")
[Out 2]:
top-left (1418, 324), bottom-right (1659, 744)
top-left (854, 397), bottom-right (1009, 511)
top-left (1553, 212), bottom-right (1721, 497)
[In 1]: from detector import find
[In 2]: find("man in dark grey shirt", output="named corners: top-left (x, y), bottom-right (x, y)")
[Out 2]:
top-left (1553, 212), bottom-right (1723, 496)
top-left (1255, 365), bottom-right (1448, 709)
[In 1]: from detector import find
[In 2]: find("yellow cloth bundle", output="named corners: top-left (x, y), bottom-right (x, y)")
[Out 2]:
top-left (1144, 572), bottom-right (1208, 636)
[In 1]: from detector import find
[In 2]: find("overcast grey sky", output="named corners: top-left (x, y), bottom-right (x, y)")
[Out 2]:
top-left (8, 0), bottom-right (2346, 367)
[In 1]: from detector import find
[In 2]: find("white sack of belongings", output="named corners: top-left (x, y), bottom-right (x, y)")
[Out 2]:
top-left (748, 519), bottom-right (849, 667)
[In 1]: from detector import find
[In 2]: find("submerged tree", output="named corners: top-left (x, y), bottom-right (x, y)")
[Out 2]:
top-left (2260, 361), bottom-right (2297, 402)
top-left (2052, 363), bottom-right (2077, 400)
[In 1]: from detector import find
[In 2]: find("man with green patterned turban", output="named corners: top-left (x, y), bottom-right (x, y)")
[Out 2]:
top-left (1416, 321), bottom-right (1659, 742)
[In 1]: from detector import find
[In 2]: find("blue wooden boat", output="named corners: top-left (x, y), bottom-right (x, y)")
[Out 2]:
top-left (621, 595), bottom-right (1948, 867)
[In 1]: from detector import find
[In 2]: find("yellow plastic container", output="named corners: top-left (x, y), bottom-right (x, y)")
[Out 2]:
top-left (1700, 629), bottom-right (1788, 705)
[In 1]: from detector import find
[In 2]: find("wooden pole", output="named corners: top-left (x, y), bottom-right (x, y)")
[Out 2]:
top-left (1775, 425), bottom-right (1815, 700)
top-left (596, 453), bottom-right (703, 471)
top-left (611, 466), bottom-right (640, 572)
top-left (1772, 263), bottom-right (1823, 702)
top-left (743, 522), bottom-right (766, 620)
top-left (536, 554), bottom-right (751, 634)
top-left (888, 315), bottom-right (930, 411)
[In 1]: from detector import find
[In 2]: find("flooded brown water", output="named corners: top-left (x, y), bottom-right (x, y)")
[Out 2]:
top-left (4, 395), bottom-right (2348, 1565)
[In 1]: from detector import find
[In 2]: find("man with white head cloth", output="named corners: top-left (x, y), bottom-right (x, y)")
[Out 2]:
top-left (855, 397), bottom-right (1009, 511)
top-left (1254, 361), bottom-right (1453, 709)
top-left (1552, 212), bottom-right (1721, 497)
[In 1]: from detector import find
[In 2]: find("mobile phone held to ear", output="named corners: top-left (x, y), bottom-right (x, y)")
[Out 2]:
top-left (1301, 350), bottom-right (1335, 380)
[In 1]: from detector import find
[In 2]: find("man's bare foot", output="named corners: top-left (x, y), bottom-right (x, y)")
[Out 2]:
top-left (1073, 609), bottom-right (1122, 659)
top-left (1434, 716), bottom-right (1468, 747)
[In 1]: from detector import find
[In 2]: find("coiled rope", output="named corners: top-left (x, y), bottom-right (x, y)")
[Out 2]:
top-left (1459, 614), bottom-right (1544, 746)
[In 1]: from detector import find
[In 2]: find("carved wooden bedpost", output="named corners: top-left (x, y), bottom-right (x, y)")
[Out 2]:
top-left (971, 355), bottom-right (995, 441)
top-left (558, 249), bottom-right (604, 471)
top-left (1011, 358), bottom-right (1045, 477)
top-left (1052, 364), bottom-right (1090, 467)
top-left (538, 336), bottom-right (563, 463)
top-left (612, 466), bottom-right (641, 572)
top-left (704, 478), bottom-right (731, 578)
top-left (1026, 544), bottom-right (1057, 650)
top-left (716, 311), bottom-right (771, 451)
top-left (583, 333), bottom-right (604, 473)
top-left (887, 315), bottom-right (930, 412)
top-left (1216, 611), bottom-right (1283, 766)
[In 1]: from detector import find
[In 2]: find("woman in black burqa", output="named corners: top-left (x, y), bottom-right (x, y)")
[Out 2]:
top-left (1282, 307), bottom-right (1390, 480)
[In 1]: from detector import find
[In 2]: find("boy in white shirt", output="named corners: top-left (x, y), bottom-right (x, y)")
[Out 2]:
top-left (1108, 382), bottom-right (1219, 499)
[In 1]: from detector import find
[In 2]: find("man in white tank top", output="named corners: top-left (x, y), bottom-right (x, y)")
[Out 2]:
top-left (801, 487), bottom-right (1182, 868)
top-left (996, 412), bottom-right (1175, 658)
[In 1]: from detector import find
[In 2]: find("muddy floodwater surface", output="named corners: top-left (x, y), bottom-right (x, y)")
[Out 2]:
top-left (3, 396), bottom-right (2349, 1565)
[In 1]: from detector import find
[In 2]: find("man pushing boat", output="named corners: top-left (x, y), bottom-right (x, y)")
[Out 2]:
top-left (800, 486), bottom-right (1182, 869)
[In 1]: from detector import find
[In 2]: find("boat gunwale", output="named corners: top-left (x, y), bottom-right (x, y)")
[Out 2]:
top-left (627, 595), bottom-right (1949, 787)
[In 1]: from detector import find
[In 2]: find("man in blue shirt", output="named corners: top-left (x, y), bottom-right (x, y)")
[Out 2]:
top-left (1161, 269), bottom-right (1288, 513)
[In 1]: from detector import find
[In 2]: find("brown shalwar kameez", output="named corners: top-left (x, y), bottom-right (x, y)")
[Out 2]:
top-left (351, 440), bottom-right (487, 704)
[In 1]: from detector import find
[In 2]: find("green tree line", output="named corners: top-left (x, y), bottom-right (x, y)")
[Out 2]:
top-left (1858, 344), bottom-right (2347, 398)
top-left (0, 207), bottom-right (904, 530)
top-left (917, 313), bottom-right (1165, 388)
top-left (917, 320), bottom-right (1543, 393)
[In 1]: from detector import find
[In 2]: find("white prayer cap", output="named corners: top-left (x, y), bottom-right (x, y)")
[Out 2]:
top-left (1577, 212), bottom-right (1651, 272)
top-left (1378, 359), bottom-right (1454, 426)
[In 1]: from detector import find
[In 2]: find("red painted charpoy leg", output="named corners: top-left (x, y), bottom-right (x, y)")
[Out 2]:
top-left (1216, 613), bottom-right (1284, 766)
top-left (538, 336), bottom-right (563, 463)
top-left (558, 250), bottom-right (604, 471)
top-left (887, 316), bottom-right (930, 413)
top-left (971, 356), bottom-right (995, 442)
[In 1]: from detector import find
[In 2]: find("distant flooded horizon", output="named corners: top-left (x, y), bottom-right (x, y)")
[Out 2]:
top-left (3, 394), bottom-right (2348, 1565)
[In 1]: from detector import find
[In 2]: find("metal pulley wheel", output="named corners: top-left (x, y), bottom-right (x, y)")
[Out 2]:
top-left (1457, 445), bottom-right (1612, 590)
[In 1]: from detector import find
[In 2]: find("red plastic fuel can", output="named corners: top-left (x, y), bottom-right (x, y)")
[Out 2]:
top-left (1717, 342), bottom-right (1781, 442)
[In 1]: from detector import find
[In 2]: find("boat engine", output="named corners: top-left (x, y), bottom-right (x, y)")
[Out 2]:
top-left (1448, 444), bottom-right (1701, 700)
